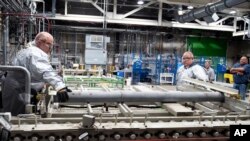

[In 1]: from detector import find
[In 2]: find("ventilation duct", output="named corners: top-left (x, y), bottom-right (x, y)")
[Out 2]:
top-left (177, 0), bottom-right (250, 23)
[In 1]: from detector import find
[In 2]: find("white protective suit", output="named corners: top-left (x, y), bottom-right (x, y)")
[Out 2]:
top-left (205, 67), bottom-right (215, 81)
top-left (176, 63), bottom-right (208, 85)
top-left (2, 41), bottom-right (65, 116)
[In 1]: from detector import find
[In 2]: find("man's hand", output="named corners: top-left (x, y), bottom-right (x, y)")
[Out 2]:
top-left (231, 67), bottom-right (245, 74)
top-left (56, 87), bottom-right (72, 102)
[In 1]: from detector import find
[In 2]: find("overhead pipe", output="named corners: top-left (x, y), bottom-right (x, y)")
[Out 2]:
top-left (0, 1), bottom-right (12, 11)
top-left (18, 0), bottom-right (30, 12)
top-left (154, 41), bottom-right (184, 50)
top-left (58, 90), bottom-right (225, 103)
top-left (2, 15), bottom-right (9, 65)
top-left (1, 0), bottom-right (29, 12)
top-left (177, 0), bottom-right (250, 23)
top-left (4, 0), bottom-right (19, 12)
top-left (52, 0), bottom-right (57, 17)
top-left (9, 0), bottom-right (23, 12)
top-left (2, 0), bottom-right (15, 12)
top-left (0, 12), bottom-right (51, 32)
top-left (0, 65), bottom-right (31, 104)
top-left (6, 0), bottom-right (19, 12)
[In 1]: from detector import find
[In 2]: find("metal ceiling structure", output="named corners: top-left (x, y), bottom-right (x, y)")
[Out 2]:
top-left (177, 0), bottom-right (250, 23)
top-left (39, 0), bottom-right (249, 36)
top-left (0, 0), bottom-right (250, 35)
top-left (1, 0), bottom-right (249, 64)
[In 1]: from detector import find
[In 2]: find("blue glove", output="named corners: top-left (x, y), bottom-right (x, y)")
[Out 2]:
top-left (56, 87), bottom-right (71, 102)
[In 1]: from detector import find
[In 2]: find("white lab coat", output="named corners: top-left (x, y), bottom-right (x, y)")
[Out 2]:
top-left (205, 67), bottom-right (215, 81)
top-left (176, 64), bottom-right (208, 85)
top-left (2, 41), bottom-right (65, 115)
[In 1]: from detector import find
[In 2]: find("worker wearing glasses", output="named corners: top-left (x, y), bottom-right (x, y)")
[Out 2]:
top-left (2, 32), bottom-right (70, 116)
top-left (176, 51), bottom-right (208, 85)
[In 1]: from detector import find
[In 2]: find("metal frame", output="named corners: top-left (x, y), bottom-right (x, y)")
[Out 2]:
top-left (233, 16), bottom-right (250, 37)
top-left (46, 0), bottom-right (241, 32)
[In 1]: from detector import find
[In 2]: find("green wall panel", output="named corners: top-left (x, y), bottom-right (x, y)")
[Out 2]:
top-left (187, 37), bottom-right (227, 57)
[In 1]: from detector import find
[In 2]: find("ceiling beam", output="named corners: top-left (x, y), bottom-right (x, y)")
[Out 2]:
top-left (48, 14), bottom-right (235, 32)
top-left (120, 1), bottom-right (157, 19)
top-left (158, 1), bottom-right (163, 26)
top-left (159, 0), bottom-right (201, 8)
top-left (90, 1), bottom-right (105, 14)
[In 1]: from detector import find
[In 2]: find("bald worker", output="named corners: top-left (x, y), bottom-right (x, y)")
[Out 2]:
top-left (230, 55), bottom-right (250, 100)
top-left (2, 32), bottom-right (70, 116)
top-left (176, 51), bottom-right (208, 84)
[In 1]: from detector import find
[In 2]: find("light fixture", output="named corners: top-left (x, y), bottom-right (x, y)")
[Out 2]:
top-left (203, 13), bottom-right (219, 23)
top-left (187, 6), bottom-right (194, 10)
top-left (178, 10), bottom-right (184, 15)
top-left (229, 10), bottom-right (236, 14)
top-left (211, 13), bottom-right (219, 21)
top-left (178, 5), bottom-right (183, 15)
top-left (137, 0), bottom-right (144, 5)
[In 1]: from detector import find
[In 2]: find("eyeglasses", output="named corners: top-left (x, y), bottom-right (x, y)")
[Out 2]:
top-left (182, 57), bottom-right (193, 60)
top-left (44, 41), bottom-right (53, 52)
top-left (48, 44), bottom-right (53, 51)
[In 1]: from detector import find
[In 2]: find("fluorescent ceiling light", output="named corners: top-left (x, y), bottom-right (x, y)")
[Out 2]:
top-left (178, 5), bottom-right (183, 15)
top-left (137, 0), bottom-right (144, 5)
top-left (229, 10), bottom-right (236, 14)
top-left (187, 6), bottom-right (194, 9)
top-left (178, 10), bottom-right (184, 15)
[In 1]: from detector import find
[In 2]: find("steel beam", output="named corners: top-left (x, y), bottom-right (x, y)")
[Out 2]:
top-left (48, 14), bottom-right (235, 32)
top-left (177, 0), bottom-right (249, 23)
top-left (120, 1), bottom-right (157, 19)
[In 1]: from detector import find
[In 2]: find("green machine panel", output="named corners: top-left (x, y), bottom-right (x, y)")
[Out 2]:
top-left (187, 37), bottom-right (227, 57)
top-left (187, 37), bottom-right (228, 82)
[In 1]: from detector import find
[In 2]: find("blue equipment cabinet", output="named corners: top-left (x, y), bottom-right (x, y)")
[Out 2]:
top-left (132, 59), bottom-right (142, 84)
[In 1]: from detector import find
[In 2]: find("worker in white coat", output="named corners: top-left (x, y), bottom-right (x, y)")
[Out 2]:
top-left (176, 51), bottom-right (208, 85)
top-left (204, 60), bottom-right (215, 82)
top-left (2, 32), bottom-right (71, 116)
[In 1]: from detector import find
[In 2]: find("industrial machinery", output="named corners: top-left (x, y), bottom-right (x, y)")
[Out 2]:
top-left (0, 113), bottom-right (11, 141)
top-left (2, 75), bottom-right (250, 141)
